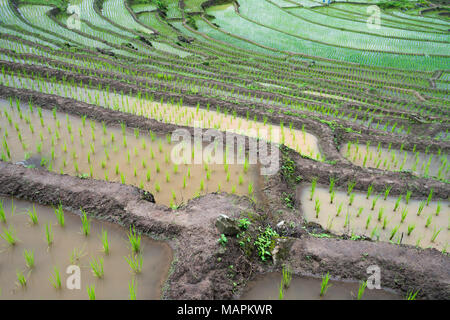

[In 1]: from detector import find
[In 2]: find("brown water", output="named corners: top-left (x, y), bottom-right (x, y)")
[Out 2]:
top-left (341, 141), bottom-right (449, 181)
top-left (0, 99), bottom-right (259, 206)
top-left (299, 184), bottom-right (449, 251)
top-left (0, 196), bottom-right (172, 300)
top-left (240, 273), bottom-right (401, 300)
top-left (1, 74), bottom-right (324, 161)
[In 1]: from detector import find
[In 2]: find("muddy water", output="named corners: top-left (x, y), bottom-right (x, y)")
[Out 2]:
top-left (240, 273), bottom-right (401, 300)
top-left (299, 184), bottom-right (449, 251)
top-left (0, 196), bottom-right (172, 300)
top-left (0, 74), bottom-right (324, 161)
top-left (0, 99), bottom-right (259, 206)
top-left (341, 142), bottom-right (449, 181)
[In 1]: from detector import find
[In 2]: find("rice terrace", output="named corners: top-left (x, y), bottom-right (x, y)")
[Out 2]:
top-left (0, 0), bottom-right (448, 303)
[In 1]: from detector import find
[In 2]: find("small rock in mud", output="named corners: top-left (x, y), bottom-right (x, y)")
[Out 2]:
top-left (215, 214), bottom-right (240, 236)
top-left (141, 191), bottom-right (155, 203)
top-left (16, 155), bottom-right (46, 170)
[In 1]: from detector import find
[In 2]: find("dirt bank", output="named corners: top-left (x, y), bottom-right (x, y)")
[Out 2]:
top-left (0, 161), bottom-right (448, 299)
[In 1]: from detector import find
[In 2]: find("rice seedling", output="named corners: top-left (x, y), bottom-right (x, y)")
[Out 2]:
top-left (407, 224), bottom-right (415, 236)
top-left (370, 226), bottom-right (379, 240)
top-left (165, 171), bottom-right (170, 183)
top-left (101, 228), bottom-right (109, 255)
top-left (45, 223), bottom-right (53, 247)
top-left (371, 196), bottom-right (379, 210)
top-left (23, 249), bottom-right (35, 269)
top-left (53, 203), bottom-right (65, 227)
top-left (127, 225), bottom-right (141, 254)
top-left (431, 227), bottom-right (442, 243)
top-left (348, 193), bottom-right (355, 206)
top-left (248, 183), bottom-right (254, 195)
top-left (357, 207), bottom-right (363, 218)
top-left (425, 214), bottom-right (433, 228)
top-left (344, 210), bottom-right (350, 229)
top-left (282, 265), bottom-right (292, 289)
top-left (377, 207), bottom-right (384, 222)
top-left (70, 245), bottom-right (87, 265)
top-left (366, 184), bottom-right (373, 199)
top-left (320, 272), bottom-right (331, 297)
top-left (435, 202), bottom-right (441, 216)
top-left (426, 189), bottom-right (433, 206)
top-left (80, 209), bottom-right (91, 236)
top-left (405, 191), bottom-right (412, 205)
top-left (394, 196), bottom-right (402, 212)
top-left (328, 189), bottom-right (335, 204)
top-left (90, 257), bottom-right (105, 279)
top-left (278, 279), bottom-right (284, 300)
top-left (357, 281), bottom-right (367, 300)
top-left (49, 266), bottom-right (62, 289)
top-left (405, 289), bottom-right (419, 300)
top-left (390, 225), bottom-right (400, 241)
top-left (27, 205), bottom-right (38, 225)
top-left (0, 200), bottom-right (6, 223)
top-left (314, 199), bottom-right (321, 218)
top-left (329, 177), bottom-right (335, 193)
top-left (16, 270), bottom-right (27, 287)
top-left (1, 225), bottom-right (18, 246)
top-left (415, 236), bottom-right (423, 248)
top-left (125, 253), bottom-right (143, 274)
top-left (417, 202), bottom-right (425, 216)
top-left (310, 178), bottom-right (317, 200)
top-left (401, 208), bottom-right (409, 223)
top-left (365, 214), bottom-right (372, 230)
top-left (336, 203), bottom-right (343, 217)
top-left (347, 181), bottom-right (356, 195)
top-left (200, 179), bottom-right (205, 191)
top-left (87, 285), bottom-right (96, 300)
top-left (129, 278), bottom-right (137, 300)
